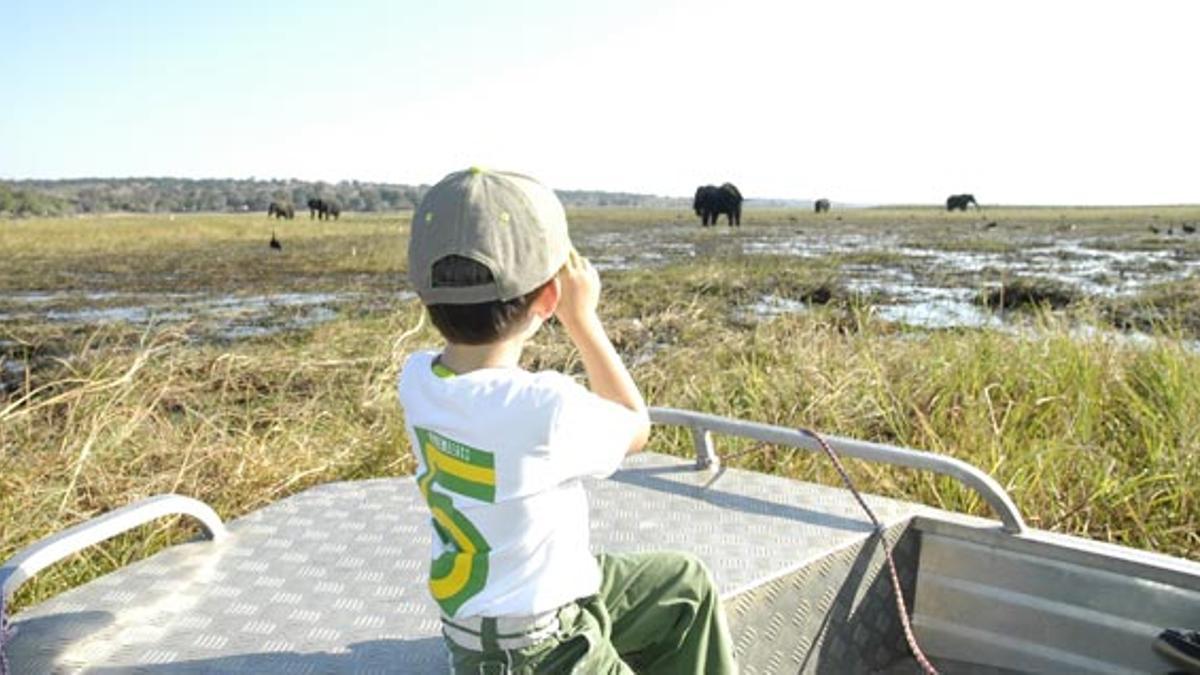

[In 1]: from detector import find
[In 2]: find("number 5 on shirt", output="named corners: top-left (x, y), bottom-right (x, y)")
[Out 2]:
top-left (414, 427), bottom-right (496, 615)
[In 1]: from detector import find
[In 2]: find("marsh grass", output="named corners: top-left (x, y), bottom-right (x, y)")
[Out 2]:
top-left (2, 209), bottom-right (1199, 613)
top-left (977, 276), bottom-right (1081, 310)
top-left (1105, 274), bottom-right (1200, 335)
top-left (1, 308), bottom-right (425, 610)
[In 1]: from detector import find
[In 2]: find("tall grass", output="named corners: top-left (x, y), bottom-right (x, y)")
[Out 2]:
top-left (642, 312), bottom-right (1199, 554)
top-left (1, 310), bottom-right (424, 610)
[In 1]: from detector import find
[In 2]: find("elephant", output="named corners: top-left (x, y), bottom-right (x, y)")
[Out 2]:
top-left (946, 194), bottom-right (979, 211)
top-left (307, 198), bottom-right (342, 220)
top-left (814, 198), bottom-right (831, 214)
top-left (268, 201), bottom-right (294, 219)
top-left (693, 183), bottom-right (743, 226)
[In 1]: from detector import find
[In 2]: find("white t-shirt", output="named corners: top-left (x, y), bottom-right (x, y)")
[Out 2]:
top-left (397, 350), bottom-right (643, 619)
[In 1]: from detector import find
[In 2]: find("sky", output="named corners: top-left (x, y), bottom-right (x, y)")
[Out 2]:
top-left (3, 0), bottom-right (1199, 205)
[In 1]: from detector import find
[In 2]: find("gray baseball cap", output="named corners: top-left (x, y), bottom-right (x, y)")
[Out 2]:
top-left (408, 167), bottom-right (572, 304)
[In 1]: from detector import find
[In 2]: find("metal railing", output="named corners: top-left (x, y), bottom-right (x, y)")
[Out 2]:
top-left (1, 494), bottom-right (226, 602)
top-left (649, 407), bottom-right (1026, 534)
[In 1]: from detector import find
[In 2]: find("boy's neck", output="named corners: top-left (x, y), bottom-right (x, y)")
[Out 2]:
top-left (440, 336), bottom-right (525, 374)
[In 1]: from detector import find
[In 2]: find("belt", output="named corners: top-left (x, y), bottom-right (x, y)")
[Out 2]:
top-left (441, 607), bottom-right (565, 652)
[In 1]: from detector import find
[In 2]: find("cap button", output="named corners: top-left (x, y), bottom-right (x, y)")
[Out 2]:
top-left (468, 166), bottom-right (487, 175)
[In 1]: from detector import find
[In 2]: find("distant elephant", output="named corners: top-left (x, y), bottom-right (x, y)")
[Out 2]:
top-left (946, 194), bottom-right (979, 211)
top-left (693, 183), bottom-right (743, 226)
top-left (307, 198), bottom-right (342, 220)
top-left (307, 198), bottom-right (322, 219)
top-left (268, 201), bottom-right (294, 219)
top-left (814, 198), bottom-right (831, 214)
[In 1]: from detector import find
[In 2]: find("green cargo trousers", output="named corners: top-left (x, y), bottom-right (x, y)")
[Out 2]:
top-left (444, 551), bottom-right (737, 674)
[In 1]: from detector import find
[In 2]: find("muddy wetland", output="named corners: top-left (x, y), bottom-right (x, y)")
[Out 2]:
top-left (2, 207), bottom-right (1199, 608)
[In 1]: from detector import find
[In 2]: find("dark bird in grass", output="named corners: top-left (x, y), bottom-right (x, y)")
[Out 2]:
top-left (1168, 226), bottom-right (1175, 235)
top-left (984, 221), bottom-right (998, 230)
top-left (1149, 225), bottom-right (1161, 234)
top-left (269, 231), bottom-right (282, 251)
top-left (1184, 223), bottom-right (1196, 234)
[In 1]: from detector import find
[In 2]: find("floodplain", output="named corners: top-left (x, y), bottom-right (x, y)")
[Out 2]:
top-left (2, 206), bottom-right (1198, 609)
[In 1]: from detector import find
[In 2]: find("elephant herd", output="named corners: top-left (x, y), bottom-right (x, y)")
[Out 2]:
top-left (691, 184), bottom-right (835, 226)
top-left (273, 187), bottom-right (981, 228)
top-left (266, 199), bottom-right (341, 220)
top-left (690, 186), bottom-right (981, 226)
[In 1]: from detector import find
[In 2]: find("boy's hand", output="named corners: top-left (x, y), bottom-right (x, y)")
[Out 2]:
top-left (555, 249), bottom-right (601, 332)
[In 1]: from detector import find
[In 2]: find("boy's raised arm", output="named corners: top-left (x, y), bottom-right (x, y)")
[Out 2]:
top-left (555, 250), bottom-right (651, 454)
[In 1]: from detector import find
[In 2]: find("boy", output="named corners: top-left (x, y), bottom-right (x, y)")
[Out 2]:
top-left (398, 168), bottom-right (736, 673)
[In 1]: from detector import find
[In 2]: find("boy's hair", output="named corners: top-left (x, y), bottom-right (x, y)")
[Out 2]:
top-left (426, 255), bottom-right (547, 345)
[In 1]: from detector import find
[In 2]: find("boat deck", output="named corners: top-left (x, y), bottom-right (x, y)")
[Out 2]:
top-left (7, 452), bottom-right (924, 673)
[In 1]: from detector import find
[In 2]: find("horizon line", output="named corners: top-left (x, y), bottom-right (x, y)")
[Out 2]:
top-left (3, 175), bottom-right (1199, 209)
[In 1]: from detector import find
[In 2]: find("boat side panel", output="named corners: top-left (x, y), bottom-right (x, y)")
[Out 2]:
top-left (912, 524), bottom-right (1200, 675)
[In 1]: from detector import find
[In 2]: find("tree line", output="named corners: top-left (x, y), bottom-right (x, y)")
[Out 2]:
top-left (0, 178), bottom-right (687, 217)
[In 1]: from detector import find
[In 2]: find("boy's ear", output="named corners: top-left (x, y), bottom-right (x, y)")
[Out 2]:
top-left (530, 278), bottom-right (559, 319)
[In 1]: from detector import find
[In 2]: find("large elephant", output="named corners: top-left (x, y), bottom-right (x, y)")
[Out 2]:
top-left (693, 183), bottom-right (743, 226)
top-left (268, 201), bottom-right (294, 219)
top-left (814, 198), bottom-right (831, 214)
top-left (946, 194), bottom-right (979, 211)
top-left (307, 198), bottom-right (342, 220)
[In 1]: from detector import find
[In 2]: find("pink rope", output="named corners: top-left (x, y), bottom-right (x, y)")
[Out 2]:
top-left (796, 426), bottom-right (940, 675)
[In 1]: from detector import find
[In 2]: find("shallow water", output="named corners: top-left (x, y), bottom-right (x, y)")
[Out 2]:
top-left (572, 226), bottom-right (1200, 331)
top-left (4, 224), bottom-right (1196, 337)
top-left (875, 295), bottom-right (1002, 330)
top-left (736, 294), bottom-right (811, 323)
top-left (0, 291), bottom-right (412, 341)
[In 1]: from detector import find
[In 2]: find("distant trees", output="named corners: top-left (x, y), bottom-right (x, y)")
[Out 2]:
top-left (0, 178), bottom-right (425, 216)
top-left (0, 177), bottom-right (688, 217)
top-left (0, 183), bottom-right (70, 216)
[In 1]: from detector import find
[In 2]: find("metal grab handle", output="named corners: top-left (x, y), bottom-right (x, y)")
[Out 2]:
top-left (1, 494), bottom-right (226, 601)
top-left (649, 406), bottom-right (1026, 534)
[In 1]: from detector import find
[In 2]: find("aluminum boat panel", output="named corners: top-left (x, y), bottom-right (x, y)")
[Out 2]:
top-left (6, 452), bottom-right (921, 673)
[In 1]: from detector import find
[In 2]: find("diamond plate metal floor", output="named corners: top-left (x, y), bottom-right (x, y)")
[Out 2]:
top-left (8, 452), bottom-right (924, 673)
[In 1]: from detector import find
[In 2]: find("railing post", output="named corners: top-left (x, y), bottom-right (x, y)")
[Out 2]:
top-left (691, 427), bottom-right (719, 471)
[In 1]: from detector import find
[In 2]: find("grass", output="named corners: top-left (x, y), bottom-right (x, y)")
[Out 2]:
top-left (2, 209), bottom-right (1199, 613)
top-left (0, 212), bottom-right (410, 294)
top-left (977, 276), bottom-right (1081, 310)
top-left (1105, 274), bottom-right (1200, 336)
